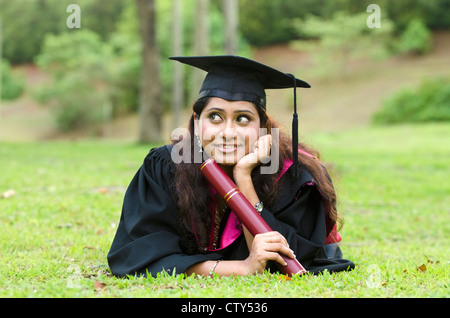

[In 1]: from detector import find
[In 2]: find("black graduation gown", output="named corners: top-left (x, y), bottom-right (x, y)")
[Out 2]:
top-left (107, 146), bottom-right (354, 277)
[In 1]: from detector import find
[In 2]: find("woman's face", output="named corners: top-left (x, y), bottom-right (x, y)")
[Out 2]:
top-left (194, 97), bottom-right (261, 166)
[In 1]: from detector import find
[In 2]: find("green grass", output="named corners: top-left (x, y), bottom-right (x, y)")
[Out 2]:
top-left (0, 124), bottom-right (449, 298)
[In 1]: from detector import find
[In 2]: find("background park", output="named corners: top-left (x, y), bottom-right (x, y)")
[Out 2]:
top-left (0, 0), bottom-right (449, 298)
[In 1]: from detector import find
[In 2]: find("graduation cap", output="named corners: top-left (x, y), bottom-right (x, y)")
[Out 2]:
top-left (169, 55), bottom-right (311, 176)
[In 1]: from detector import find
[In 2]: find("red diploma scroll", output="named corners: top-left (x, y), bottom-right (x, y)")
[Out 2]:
top-left (200, 158), bottom-right (307, 276)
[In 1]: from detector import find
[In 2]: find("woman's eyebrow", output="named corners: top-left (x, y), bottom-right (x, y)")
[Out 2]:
top-left (234, 109), bottom-right (255, 115)
top-left (205, 107), bottom-right (225, 112)
top-left (205, 107), bottom-right (255, 115)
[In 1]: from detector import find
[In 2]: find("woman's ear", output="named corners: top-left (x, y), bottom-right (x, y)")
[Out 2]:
top-left (193, 112), bottom-right (200, 137)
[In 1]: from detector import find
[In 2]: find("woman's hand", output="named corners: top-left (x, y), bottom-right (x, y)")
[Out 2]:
top-left (243, 231), bottom-right (296, 275)
top-left (234, 134), bottom-right (272, 178)
top-left (186, 231), bottom-right (295, 277)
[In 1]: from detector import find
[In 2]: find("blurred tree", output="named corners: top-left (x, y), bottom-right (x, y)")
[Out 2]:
top-left (237, 0), bottom-right (364, 46)
top-left (1, 59), bottom-right (25, 101)
top-left (376, 0), bottom-right (450, 32)
top-left (423, 0), bottom-right (450, 30)
top-left (0, 0), bottom-right (125, 64)
top-left (291, 11), bottom-right (395, 76)
top-left (238, 0), bottom-right (296, 46)
top-left (136, 0), bottom-right (162, 143)
top-left (78, 0), bottom-right (126, 40)
top-left (108, 0), bottom-right (141, 115)
top-left (0, 0), bottom-right (448, 65)
top-left (33, 1), bottom-right (143, 133)
top-left (237, 0), bottom-right (450, 47)
top-left (30, 0), bottom-right (251, 136)
top-left (373, 78), bottom-right (450, 124)
top-left (190, 0), bottom-right (210, 103)
top-left (35, 30), bottom-right (114, 131)
top-left (223, 0), bottom-right (238, 54)
top-left (398, 19), bottom-right (432, 55)
top-left (160, 0), bottom-right (251, 112)
top-left (0, 0), bottom-right (66, 64)
top-left (0, 17), bottom-right (2, 102)
top-left (172, 0), bottom-right (184, 129)
top-left (194, 0), bottom-right (210, 56)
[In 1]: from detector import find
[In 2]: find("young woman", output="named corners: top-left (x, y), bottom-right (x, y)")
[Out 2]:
top-left (107, 56), bottom-right (354, 277)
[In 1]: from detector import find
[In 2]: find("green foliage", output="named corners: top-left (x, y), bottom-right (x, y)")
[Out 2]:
top-left (398, 19), bottom-right (432, 55)
top-left (238, 0), bottom-right (450, 47)
top-left (377, 0), bottom-right (450, 32)
top-left (0, 0), bottom-right (449, 65)
top-left (1, 59), bottom-right (25, 100)
top-left (0, 0), bottom-right (125, 64)
top-left (238, 0), bottom-right (385, 47)
top-left (156, 0), bottom-right (251, 107)
top-left (35, 71), bottom-right (109, 131)
top-left (373, 79), bottom-right (450, 124)
top-left (36, 30), bottom-right (113, 78)
top-left (35, 30), bottom-right (114, 131)
top-left (0, 0), bottom-right (67, 64)
top-left (97, 1), bottom-right (141, 114)
top-left (33, 0), bottom-right (253, 132)
top-left (238, 0), bottom-right (302, 46)
top-left (291, 11), bottom-right (395, 76)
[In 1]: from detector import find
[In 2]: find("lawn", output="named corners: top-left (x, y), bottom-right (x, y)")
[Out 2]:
top-left (0, 123), bottom-right (448, 299)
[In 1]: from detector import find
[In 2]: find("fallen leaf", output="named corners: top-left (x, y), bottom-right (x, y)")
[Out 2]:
top-left (277, 275), bottom-right (291, 281)
top-left (94, 281), bottom-right (107, 291)
top-left (416, 264), bottom-right (427, 272)
top-left (1, 189), bottom-right (16, 199)
top-left (98, 187), bottom-right (109, 194)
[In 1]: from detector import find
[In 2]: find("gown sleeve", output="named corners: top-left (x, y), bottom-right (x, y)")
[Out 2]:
top-left (107, 146), bottom-right (222, 277)
top-left (260, 166), bottom-right (355, 273)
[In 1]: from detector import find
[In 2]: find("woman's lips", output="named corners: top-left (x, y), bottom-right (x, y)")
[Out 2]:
top-left (214, 144), bottom-right (241, 153)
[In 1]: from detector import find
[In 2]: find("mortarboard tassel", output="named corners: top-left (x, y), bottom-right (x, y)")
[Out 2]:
top-left (289, 74), bottom-right (299, 177)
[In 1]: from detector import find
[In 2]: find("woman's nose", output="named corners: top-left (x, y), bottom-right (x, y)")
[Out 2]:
top-left (222, 120), bottom-right (236, 138)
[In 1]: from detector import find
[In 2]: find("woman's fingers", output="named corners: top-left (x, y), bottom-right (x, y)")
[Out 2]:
top-left (255, 231), bottom-right (288, 248)
top-left (252, 134), bottom-right (272, 160)
top-left (245, 231), bottom-right (298, 274)
top-left (263, 242), bottom-right (296, 261)
top-left (254, 232), bottom-right (296, 260)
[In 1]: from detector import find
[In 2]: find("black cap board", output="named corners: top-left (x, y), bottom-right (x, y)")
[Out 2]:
top-left (170, 55), bottom-right (311, 176)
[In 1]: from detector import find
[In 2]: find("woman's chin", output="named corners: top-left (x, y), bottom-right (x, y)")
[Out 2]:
top-left (210, 152), bottom-right (243, 166)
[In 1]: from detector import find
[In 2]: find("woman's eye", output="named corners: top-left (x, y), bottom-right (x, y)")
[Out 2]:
top-left (209, 113), bottom-right (223, 122)
top-left (236, 115), bottom-right (250, 123)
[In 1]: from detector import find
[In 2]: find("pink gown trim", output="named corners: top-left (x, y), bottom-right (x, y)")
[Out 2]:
top-left (205, 152), bottom-right (341, 252)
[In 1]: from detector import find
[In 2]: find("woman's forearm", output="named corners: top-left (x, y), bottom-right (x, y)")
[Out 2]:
top-left (233, 172), bottom-right (260, 207)
top-left (186, 260), bottom-right (248, 277)
top-left (234, 172), bottom-right (259, 251)
top-left (187, 164), bottom-right (280, 278)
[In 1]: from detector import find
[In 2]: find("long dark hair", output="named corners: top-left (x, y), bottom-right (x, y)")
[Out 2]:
top-left (172, 97), bottom-right (339, 254)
